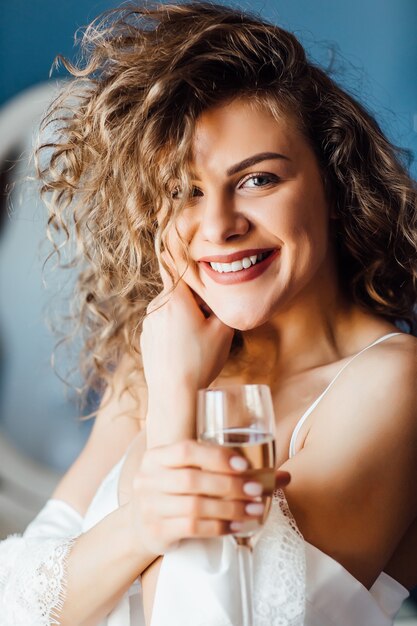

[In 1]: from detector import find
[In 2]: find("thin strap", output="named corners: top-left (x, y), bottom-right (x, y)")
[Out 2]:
top-left (288, 332), bottom-right (403, 458)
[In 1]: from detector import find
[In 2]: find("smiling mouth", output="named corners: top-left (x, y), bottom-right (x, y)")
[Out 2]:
top-left (208, 251), bottom-right (272, 273)
top-left (199, 248), bottom-right (280, 285)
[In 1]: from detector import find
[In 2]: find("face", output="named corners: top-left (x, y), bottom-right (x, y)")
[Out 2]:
top-left (167, 98), bottom-right (333, 330)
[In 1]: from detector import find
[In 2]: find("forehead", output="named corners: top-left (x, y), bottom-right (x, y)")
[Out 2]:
top-left (191, 99), bottom-right (305, 175)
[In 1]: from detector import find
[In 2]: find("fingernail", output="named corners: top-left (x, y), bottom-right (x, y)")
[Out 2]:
top-left (229, 456), bottom-right (249, 471)
top-left (245, 502), bottom-right (265, 516)
top-left (243, 482), bottom-right (263, 496)
top-left (230, 521), bottom-right (243, 532)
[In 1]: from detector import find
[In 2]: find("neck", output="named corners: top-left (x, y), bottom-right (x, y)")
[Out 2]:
top-left (236, 259), bottom-right (362, 384)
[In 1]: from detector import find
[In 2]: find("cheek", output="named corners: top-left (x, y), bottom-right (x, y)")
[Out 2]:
top-left (169, 210), bottom-right (197, 254)
top-left (175, 210), bottom-right (196, 241)
top-left (278, 181), bottom-right (329, 247)
top-left (165, 216), bottom-right (190, 262)
top-left (283, 218), bottom-right (329, 280)
top-left (266, 191), bottom-right (330, 284)
top-left (164, 219), bottom-right (203, 287)
top-left (286, 211), bottom-right (328, 251)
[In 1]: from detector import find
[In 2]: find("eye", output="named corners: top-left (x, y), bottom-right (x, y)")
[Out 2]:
top-left (239, 173), bottom-right (280, 189)
top-left (172, 186), bottom-right (204, 201)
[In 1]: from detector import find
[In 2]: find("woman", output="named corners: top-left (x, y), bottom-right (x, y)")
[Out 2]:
top-left (1, 2), bottom-right (416, 625)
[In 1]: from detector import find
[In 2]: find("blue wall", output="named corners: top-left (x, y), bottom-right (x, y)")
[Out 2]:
top-left (1, 0), bottom-right (416, 171)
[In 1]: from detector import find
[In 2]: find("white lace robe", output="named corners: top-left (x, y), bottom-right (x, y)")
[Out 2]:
top-left (0, 500), bottom-right (82, 626)
top-left (0, 490), bottom-right (306, 626)
top-left (0, 479), bottom-right (408, 626)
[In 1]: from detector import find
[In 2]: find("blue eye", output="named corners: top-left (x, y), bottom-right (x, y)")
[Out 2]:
top-left (241, 173), bottom-right (279, 188)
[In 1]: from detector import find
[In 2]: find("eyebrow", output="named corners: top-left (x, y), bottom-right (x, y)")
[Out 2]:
top-left (226, 151), bottom-right (290, 176)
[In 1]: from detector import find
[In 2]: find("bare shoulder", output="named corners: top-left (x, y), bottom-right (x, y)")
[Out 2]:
top-left (348, 331), bottom-right (416, 422)
top-left (354, 332), bottom-right (417, 432)
top-left (305, 331), bottom-right (416, 457)
top-left (281, 332), bottom-right (417, 588)
top-left (52, 354), bottom-right (146, 516)
top-left (368, 330), bottom-right (417, 374)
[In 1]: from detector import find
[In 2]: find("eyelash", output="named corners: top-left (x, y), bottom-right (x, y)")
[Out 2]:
top-left (239, 172), bottom-right (280, 189)
top-left (172, 172), bottom-right (280, 201)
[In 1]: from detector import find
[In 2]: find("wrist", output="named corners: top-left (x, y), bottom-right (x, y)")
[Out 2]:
top-left (146, 386), bottom-right (197, 448)
top-left (122, 501), bottom-right (160, 567)
top-left (146, 374), bottom-right (199, 406)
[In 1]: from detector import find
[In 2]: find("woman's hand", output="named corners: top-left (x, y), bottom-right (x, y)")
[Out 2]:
top-left (129, 440), bottom-right (290, 556)
top-left (141, 266), bottom-right (234, 392)
top-left (140, 260), bottom-right (234, 448)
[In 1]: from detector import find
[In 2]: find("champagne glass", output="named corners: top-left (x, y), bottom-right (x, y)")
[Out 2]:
top-left (197, 384), bottom-right (276, 626)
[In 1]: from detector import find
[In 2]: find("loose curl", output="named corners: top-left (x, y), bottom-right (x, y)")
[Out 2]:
top-left (36, 1), bottom-right (417, 413)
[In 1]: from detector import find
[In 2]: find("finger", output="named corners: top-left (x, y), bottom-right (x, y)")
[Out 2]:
top-left (275, 470), bottom-right (291, 488)
top-left (157, 266), bottom-right (229, 329)
top-left (168, 277), bottom-right (208, 319)
top-left (175, 281), bottom-right (231, 330)
top-left (146, 439), bottom-right (250, 474)
top-left (188, 286), bottom-right (214, 319)
top-left (154, 494), bottom-right (260, 522)
top-left (205, 314), bottom-right (235, 344)
top-left (152, 269), bottom-right (206, 321)
top-left (184, 287), bottom-right (234, 335)
top-left (145, 291), bottom-right (171, 315)
top-left (158, 271), bottom-right (214, 322)
top-left (154, 467), bottom-right (258, 500)
top-left (160, 517), bottom-right (231, 540)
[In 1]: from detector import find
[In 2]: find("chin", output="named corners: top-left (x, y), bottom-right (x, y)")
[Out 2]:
top-left (211, 303), bottom-right (271, 331)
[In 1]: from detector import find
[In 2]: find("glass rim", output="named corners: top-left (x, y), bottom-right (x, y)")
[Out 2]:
top-left (197, 383), bottom-right (272, 395)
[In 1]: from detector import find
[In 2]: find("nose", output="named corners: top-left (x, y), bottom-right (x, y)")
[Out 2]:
top-left (199, 191), bottom-right (250, 243)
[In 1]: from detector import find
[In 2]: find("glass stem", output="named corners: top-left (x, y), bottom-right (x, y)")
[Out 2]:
top-left (236, 542), bottom-right (254, 626)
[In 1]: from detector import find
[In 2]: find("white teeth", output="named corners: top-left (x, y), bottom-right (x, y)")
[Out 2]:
top-left (209, 253), bottom-right (267, 273)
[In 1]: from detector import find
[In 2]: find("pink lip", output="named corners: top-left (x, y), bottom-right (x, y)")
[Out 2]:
top-left (198, 248), bottom-right (274, 264)
top-left (200, 249), bottom-right (280, 285)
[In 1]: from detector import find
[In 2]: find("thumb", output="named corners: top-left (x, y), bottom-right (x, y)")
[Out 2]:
top-left (275, 470), bottom-right (291, 489)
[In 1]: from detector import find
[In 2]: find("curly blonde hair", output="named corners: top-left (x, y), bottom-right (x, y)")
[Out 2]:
top-left (36, 1), bottom-right (417, 411)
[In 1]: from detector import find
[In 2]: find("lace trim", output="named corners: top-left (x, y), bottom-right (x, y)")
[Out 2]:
top-left (253, 489), bottom-right (306, 625)
top-left (0, 533), bottom-right (78, 626)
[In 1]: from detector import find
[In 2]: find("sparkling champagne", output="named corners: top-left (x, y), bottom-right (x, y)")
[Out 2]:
top-left (201, 428), bottom-right (276, 537)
